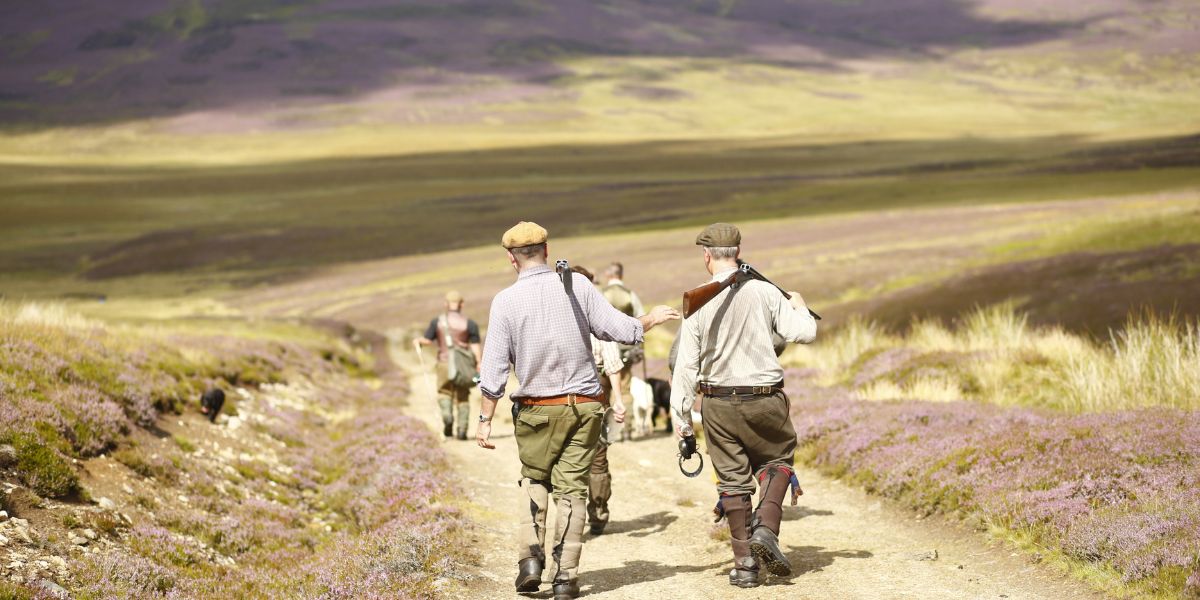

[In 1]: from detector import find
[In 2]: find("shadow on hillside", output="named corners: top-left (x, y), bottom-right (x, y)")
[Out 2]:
top-left (0, 0), bottom-right (1101, 127)
top-left (3, 131), bottom-right (1189, 285)
top-left (844, 244), bottom-right (1200, 336)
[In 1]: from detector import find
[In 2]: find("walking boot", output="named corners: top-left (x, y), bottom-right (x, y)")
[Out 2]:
top-left (722, 493), bottom-right (761, 588)
top-left (515, 557), bottom-right (542, 593)
top-left (750, 465), bottom-right (795, 577)
top-left (515, 479), bottom-right (550, 592)
top-left (442, 422), bottom-right (453, 438)
top-left (552, 579), bottom-right (580, 600)
top-left (551, 495), bottom-right (587, 598)
top-left (455, 427), bottom-right (468, 441)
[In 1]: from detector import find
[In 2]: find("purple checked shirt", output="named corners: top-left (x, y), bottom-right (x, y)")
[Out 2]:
top-left (479, 264), bottom-right (644, 400)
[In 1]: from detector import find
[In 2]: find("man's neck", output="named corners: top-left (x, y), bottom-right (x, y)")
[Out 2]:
top-left (709, 260), bottom-right (738, 276)
top-left (517, 261), bottom-right (548, 274)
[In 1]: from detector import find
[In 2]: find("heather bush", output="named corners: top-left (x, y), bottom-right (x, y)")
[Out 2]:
top-left (790, 387), bottom-right (1200, 596)
top-left (74, 551), bottom-right (181, 598)
top-left (2, 303), bottom-right (464, 598)
top-left (9, 433), bottom-right (80, 498)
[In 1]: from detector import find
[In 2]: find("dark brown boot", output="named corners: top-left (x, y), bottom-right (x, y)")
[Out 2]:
top-left (750, 465), bottom-right (794, 577)
top-left (516, 479), bottom-right (549, 592)
top-left (722, 493), bottom-right (761, 588)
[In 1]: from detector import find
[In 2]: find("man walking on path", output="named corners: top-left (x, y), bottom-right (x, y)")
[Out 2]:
top-left (573, 265), bottom-right (629, 536)
top-left (670, 223), bottom-right (818, 588)
top-left (417, 290), bottom-right (482, 440)
top-left (476, 222), bottom-right (679, 599)
top-left (600, 262), bottom-right (643, 442)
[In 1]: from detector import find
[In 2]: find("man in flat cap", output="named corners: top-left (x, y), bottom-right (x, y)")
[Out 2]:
top-left (417, 290), bottom-right (482, 440)
top-left (477, 221), bottom-right (680, 599)
top-left (671, 222), bottom-right (817, 588)
top-left (599, 262), bottom-right (644, 443)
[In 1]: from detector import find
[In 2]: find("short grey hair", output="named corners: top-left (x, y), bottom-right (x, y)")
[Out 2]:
top-left (510, 243), bottom-right (547, 262)
top-left (706, 246), bottom-right (739, 260)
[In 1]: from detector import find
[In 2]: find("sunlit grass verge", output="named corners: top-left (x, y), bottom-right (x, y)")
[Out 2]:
top-left (1, 302), bottom-right (467, 598)
top-left (783, 304), bottom-right (1200, 412)
top-left (790, 394), bottom-right (1200, 599)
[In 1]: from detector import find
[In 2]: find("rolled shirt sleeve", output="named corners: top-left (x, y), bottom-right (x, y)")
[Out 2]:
top-left (478, 298), bottom-right (512, 399)
top-left (771, 290), bottom-right (818, 344)
top-left (597, 339), bottom-right (625, 376)
top-left (580, 273), bottom-right (644, 345)
top-left (669, 313), bottom-right (701, 434)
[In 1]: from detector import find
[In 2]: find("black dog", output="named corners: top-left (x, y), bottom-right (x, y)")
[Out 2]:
top-left (200, 388), bottom-right (225, 423)
top-left (646, 378), bottom-right (673, 432)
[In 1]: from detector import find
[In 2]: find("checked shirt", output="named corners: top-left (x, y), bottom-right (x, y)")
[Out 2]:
top-left (479, 264), bottom-right (643, 400)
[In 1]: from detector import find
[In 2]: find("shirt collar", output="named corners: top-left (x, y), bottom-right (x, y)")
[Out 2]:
top-left (711, 267), bottom-right (738, 282)
top-left (518, 264), bottom-right (554, 280)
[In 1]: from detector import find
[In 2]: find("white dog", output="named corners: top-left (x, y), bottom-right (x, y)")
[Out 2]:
top-left (629, 376), bottom-right (655, 438)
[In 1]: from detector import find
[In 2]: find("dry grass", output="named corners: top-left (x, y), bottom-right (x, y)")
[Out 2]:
top-left (788, 306), bottom-right (1200, 412)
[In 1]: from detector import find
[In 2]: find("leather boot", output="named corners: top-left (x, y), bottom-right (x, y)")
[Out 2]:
top-left (551, 495), bottom-right (587, 598)
top-left (722, 493), bottom-right (761, 588)
top-left (587, 444), bottom-right (611, 535)
top-left (455, 428), bottom-right (468, 441)
top-left (750, 465), bottom-right (794, 577)
top-left (515, 479), bottom-right (549, 592)
top-left (442, 422), bottom-right (453, 438)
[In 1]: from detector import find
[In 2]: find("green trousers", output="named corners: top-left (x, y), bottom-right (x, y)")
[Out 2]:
top-left (436, 363), bottom-right (471, 433)
top-left (514, 402), bottom-right (605, 500)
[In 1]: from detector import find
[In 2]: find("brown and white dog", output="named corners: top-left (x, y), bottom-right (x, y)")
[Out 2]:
top-left (630, 377), bottom-right (673, 435)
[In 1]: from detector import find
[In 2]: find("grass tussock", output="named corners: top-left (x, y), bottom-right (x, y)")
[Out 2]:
top-left (785, 304), bottom-right (1200, 412)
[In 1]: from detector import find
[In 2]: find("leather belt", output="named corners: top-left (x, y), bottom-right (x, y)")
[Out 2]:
top-left (518, 393), bottom-right (605, 407)
top-left (699, 382), bottom-right (783, 397)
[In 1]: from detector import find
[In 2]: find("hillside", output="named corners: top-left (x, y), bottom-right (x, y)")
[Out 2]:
top-left (1, 0), bottom-right (1196, 129)
top-left (0, 306), bottom-right (467, 598)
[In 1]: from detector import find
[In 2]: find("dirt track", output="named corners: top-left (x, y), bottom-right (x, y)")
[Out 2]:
top-left (395, 354), bottom-right (1102, 600)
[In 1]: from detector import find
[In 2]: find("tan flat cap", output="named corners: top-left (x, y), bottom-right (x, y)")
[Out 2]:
top-left (445, 290), bottom-right (464, 302)
top-left (502, 221), bottom-right (548, 249)
top-left (695, 222), bottom-right (741, 247)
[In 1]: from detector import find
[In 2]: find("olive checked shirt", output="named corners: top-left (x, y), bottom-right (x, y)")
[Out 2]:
top-left (479, 264), bottom-right (644, 400)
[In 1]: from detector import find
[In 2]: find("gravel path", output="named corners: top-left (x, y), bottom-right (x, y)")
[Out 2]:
top-left (397, 358), bottom-right (1103, 600)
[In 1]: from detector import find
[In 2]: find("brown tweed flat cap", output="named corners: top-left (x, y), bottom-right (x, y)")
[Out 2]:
top-left (501, 221), bottom-right (548, 249)
top-left (695, 223), bottom-right (741, 247)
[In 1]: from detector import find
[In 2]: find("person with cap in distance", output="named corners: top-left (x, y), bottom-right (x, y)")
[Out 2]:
top-left (670, 223), bottom-right (817, 588)
top-left (417, 290), bottom-right (483, 440)
top-left (476, 221), bottom-right (680, 599)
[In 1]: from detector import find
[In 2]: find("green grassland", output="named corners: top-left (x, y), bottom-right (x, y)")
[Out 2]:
top-left (3, 133), bottom-right (1198, 301)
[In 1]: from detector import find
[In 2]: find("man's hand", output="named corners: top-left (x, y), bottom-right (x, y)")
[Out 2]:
top-left (611, 393), bottom-right (626, 424)
top-left (476, 421), bottom-right (495, 449)
top-left (787, 290), bottom-right (807, 311)
top-left (640, 305), bottom-right (681, 333)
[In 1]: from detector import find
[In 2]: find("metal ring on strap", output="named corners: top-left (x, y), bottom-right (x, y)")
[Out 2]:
top-left (678, 452), bottom-right (704, 478)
